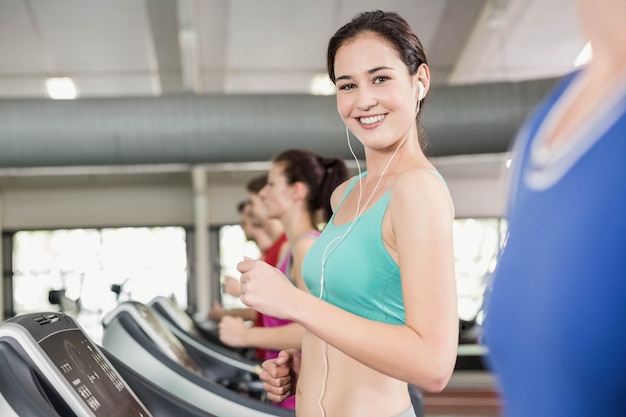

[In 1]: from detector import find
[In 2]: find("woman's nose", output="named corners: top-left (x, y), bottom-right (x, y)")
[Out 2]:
top-left (355, 86), bottom-right (377, 111)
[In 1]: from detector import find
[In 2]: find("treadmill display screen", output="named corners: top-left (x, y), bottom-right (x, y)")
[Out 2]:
top-left (39, 328), bottom-right (152, 417)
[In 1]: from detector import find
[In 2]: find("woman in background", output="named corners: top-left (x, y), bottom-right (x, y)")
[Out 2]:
top-left (219, 149), bottom-right (347, 409)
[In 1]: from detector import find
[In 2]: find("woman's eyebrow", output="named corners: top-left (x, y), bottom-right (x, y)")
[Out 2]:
top-left (336, 66), bottom-right (394, 81)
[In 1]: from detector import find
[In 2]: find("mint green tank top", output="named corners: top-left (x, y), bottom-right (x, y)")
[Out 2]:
top-left (302, 173), bottom-right (404, 325)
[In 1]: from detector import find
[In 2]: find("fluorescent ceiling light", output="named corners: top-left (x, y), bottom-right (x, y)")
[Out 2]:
top-left (574, 42), bottom-right (593, 67)
top-left (310, 73), bottom-right (335, 96)
top-left (45, 77), bottom-right (78, 99)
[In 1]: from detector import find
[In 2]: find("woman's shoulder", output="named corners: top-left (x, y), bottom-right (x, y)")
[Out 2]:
top-left (391, 167), bottom-right (454, 217)
top-left (393, 166), bottom-right (447, 190)
top-left (329, 175), bottom-right (358, 209)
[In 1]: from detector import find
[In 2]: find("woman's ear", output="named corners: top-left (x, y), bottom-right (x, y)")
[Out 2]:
top-left (415, 63), bottom-right (431, 101)
top-left (291, 181), bottom-right (309, 202)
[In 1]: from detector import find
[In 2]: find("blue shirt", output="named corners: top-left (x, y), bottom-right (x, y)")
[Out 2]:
top-left (485, 71), bottom-right (626, 417)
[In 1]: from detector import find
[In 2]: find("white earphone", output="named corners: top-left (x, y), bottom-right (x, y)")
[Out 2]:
top-left (417, 80), bottom-right (425, 101)
top-left (415, 81), bottom-right (425, 115)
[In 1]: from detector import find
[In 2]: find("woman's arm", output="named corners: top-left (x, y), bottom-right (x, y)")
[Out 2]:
top-left (219, 317), bottom-right (304, 351)
top-left (208, 303), bottom-right (257, 322)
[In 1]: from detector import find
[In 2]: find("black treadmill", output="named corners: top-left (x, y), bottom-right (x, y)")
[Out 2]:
top-left (101, 301), bottom-right (294, 417)
top-left (0, 311), bottom-right (215, 417)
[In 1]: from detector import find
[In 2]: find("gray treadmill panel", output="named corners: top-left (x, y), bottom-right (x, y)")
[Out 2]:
top-left (39, 327), bottom-right (150, 416)
top-left (1, 312), bottom-right (153, 417)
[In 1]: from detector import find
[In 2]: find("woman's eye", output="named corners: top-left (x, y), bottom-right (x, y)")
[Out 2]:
top-left (338, 83), bottom-right (356, 91)
top-left (373, 75), bottom-right (389, 84)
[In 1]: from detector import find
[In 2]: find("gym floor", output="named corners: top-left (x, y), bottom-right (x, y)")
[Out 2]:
top-left (423, 371), bottom-right (502, 417)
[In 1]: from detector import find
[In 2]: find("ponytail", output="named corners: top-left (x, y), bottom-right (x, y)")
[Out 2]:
top-left (317, 156), bottom-right (349, 222)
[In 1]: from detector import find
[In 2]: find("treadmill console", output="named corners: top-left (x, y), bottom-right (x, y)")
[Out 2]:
top-left (2, 312), bottom-right (153, 417)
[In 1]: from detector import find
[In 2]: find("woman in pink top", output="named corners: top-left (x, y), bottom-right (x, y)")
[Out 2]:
top-left (219, 148), bottom-right (347, 408)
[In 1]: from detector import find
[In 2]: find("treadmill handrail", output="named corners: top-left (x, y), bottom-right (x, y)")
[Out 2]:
top-left (164, 318), bottom-right (262, 374)
top-left (0, 341), bottom-right (62, 417)
top-left (148, 297), bottom-right (260, 369)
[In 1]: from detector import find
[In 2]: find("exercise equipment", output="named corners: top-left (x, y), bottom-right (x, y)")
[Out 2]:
top-left (101, 301), bottom-right (294, 417)
top-left (0, 311), bottom-right (214, 417)
top-left (149, 295), bottom-right (261, 375)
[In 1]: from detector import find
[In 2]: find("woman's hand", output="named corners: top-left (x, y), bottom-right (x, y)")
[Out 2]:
top-left (222, 275), bottom-right (242, 297)
top-left (218, 316), bottom-right (250, 347)
top-left (237, 258), bottom-right (300, 319)
top-left (207, 300), bottom-right (224, 322)
top-left (260, 349), bottom-right (301, 402)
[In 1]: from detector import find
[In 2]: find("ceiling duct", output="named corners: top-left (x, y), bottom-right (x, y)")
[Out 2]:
top-left (0, 78), bottom-right (559, 168)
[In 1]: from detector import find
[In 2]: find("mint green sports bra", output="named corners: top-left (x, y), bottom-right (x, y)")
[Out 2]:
top-left (302, 173), bottom-right (403, 324)
top-left (303, 170), bottom-right (446, 325)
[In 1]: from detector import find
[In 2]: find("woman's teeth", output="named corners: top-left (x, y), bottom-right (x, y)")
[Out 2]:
top-left (360, 114), bottom-right (385, 125)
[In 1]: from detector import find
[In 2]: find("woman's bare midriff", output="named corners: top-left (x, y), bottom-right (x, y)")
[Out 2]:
top-left (296, 330), bottom-right (412, 417)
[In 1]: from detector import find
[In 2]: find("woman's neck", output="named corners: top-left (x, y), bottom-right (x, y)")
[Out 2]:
top-left (580, 0), bottom-right (626, 78)
top-left (263, 219), bottom-right (285, 241)
top-left (364, 144), bottom-right (427, 181)
top-left (282, 211), bottom-right (317, 244)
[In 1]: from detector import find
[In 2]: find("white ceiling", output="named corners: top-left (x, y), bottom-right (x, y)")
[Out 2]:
top-left (0, 0), bottom-right (586, 99)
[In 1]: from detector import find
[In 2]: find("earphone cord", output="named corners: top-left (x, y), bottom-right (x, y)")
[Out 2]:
top-left (316, 126), bottom-right (409, 417)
